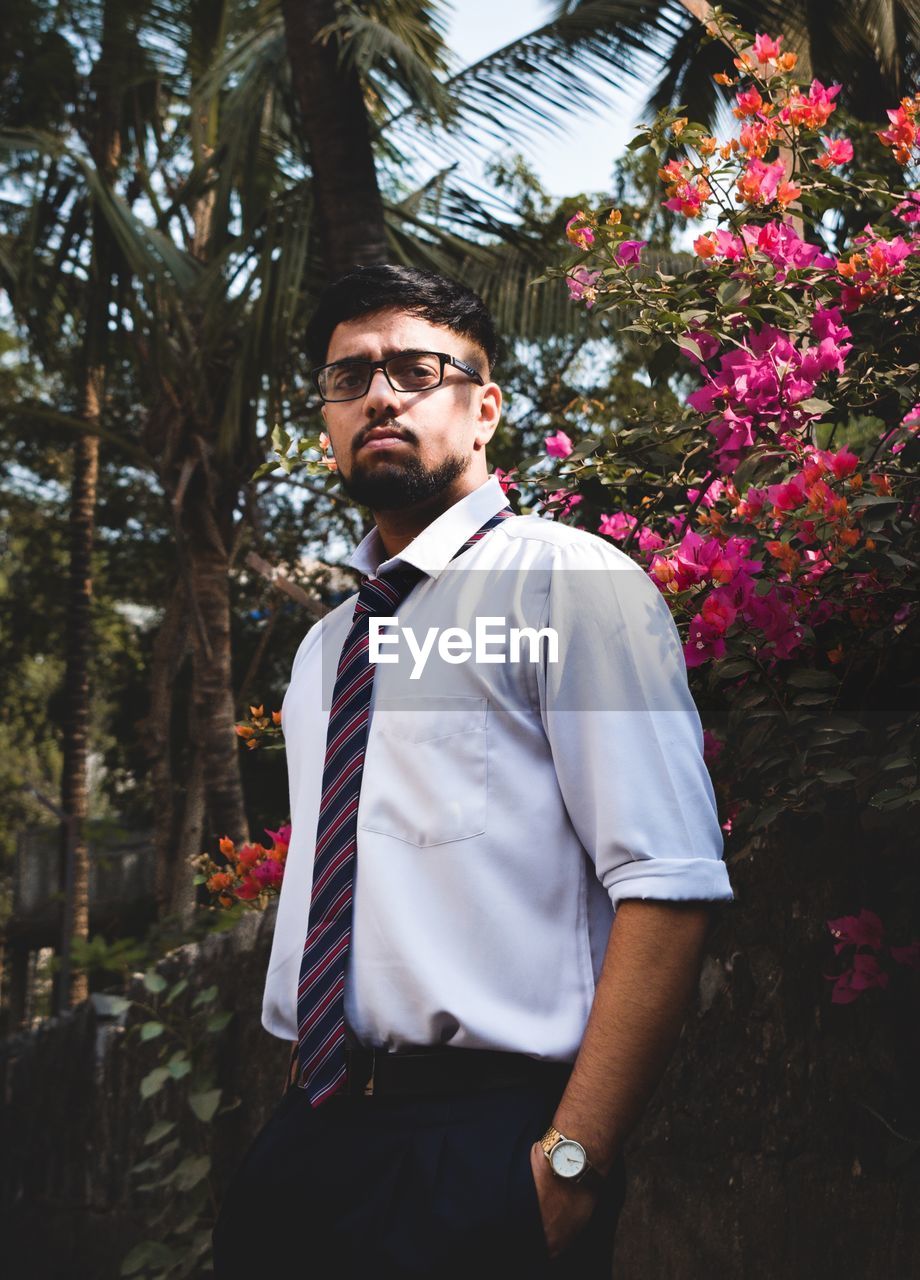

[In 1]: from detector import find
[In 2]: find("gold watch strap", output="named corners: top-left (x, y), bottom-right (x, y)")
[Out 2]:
top-left (539, 1124), bottom-right (604, 1188)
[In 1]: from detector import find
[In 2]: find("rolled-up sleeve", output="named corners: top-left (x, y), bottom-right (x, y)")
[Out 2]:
top-left (538, 539), bottom-right (733, 908)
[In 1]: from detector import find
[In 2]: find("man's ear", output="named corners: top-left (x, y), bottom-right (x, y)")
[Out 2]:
top-left (473, 382), bottom-right (502, 450)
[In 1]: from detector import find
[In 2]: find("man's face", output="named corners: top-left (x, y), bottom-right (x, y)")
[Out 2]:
top-left (319, 309), bottom-right (501, 512)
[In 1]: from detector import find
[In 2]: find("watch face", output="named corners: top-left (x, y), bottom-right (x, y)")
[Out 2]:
top-left (550, 1138), bottom-right (586, 1179)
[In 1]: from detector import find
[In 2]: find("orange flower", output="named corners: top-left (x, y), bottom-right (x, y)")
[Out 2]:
top-left (272, 710), bottom-right (282, 725)
top-left (870, 473), bottom-right (892, 496)
top-left (777, 52), bottom-right (798, 72)
top-left (208, 871), bottom-right (233, 893)
top-left (713, 72), bottom-right (734, 86)
top-left (219, 836), bottom-right (235, 856)
top-left (838, 526), bottom-right (860, 547)
top-left (249, 704), bottom-right (264, 718)
top-left (235, 724), bottom-right (255, 739)
top-left (694, 233), bottom-right (717, 258)
top-left (827, 645), bottom-right (845, 664)
top-left (698, 136), bottom-right (718, 157)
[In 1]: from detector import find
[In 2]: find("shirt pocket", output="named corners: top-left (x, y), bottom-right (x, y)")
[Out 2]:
top-left (358, 696), bottom-right (488, 847)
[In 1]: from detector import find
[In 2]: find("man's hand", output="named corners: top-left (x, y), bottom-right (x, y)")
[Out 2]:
top-left (529, 1140), bottom-right (600, 1259)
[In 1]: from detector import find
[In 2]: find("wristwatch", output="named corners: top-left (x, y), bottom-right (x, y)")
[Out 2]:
top-left (539, 1125), bottom-right (604, 1189)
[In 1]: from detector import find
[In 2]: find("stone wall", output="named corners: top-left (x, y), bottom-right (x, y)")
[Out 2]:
top-left (2, 810), bottom-right (918, 1279)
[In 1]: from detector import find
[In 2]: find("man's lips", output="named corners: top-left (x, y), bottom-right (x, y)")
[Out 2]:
top-left (356, 425), bottom-right (413, 452)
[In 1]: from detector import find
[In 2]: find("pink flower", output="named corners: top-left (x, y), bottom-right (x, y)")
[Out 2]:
top-left (253, 858), bottom-right (285, 890)
top-left (264, 824), bottom-right (292, 848)
top-left (566, 212), bottom-right (595, 250)
top-left (814, 136), bottom-right (854, 169)
top-left (493, 467), bottom-right (519, 494)
top-left (894, 191), bottom-right (920, 223)
top-left (684, 612), bottom-right (728, 667)
top-left (752, 33), bottom-right (783, 63)
top-left (598, 512), bottom-right (637, 540)
top-left (545, 490), bottom-right (582, 517)
top-left (702, 729), bottom-right (724, 764)
top-left (687, 479), bottom-right (725, 508)
top-left (637, 527), bottom-right (665, 555)
top-left (829, 953), bottom-right (889, 1004)
top-left (567, 266), bottom-right (601, 307)
top-left (827, 908), bottom-right (884, 954)
top-left (545, 430), bottom-right (574, 459)
top-left (614, 239), bottom-right (647, 267)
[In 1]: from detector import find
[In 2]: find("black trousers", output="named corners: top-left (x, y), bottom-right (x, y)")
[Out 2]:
top-left (212, 1078), bottom-right (627, 1278)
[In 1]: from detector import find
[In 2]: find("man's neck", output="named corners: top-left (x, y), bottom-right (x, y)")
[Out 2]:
top-left (372, 475), bottom-right (485, 559)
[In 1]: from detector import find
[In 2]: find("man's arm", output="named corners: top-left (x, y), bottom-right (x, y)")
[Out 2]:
top-left (530, 898), bottom-right (712, 1257)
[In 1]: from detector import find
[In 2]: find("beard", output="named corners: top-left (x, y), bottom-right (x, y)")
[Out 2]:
top-left (339, 445), bottom-right (470, 512)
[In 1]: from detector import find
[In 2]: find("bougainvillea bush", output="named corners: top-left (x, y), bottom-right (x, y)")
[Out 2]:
top-left (543, 15), bottom-right (920, 994)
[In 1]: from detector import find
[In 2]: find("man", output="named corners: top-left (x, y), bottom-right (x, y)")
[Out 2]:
top-left (212, 265), bottom-right (733, 1277)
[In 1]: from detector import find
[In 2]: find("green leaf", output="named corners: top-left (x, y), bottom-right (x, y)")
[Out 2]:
top-left (792, 690), bottom-right (833, 705)
top-left (192, 985), bottom-right (219, 1009)
top-left (144, 1120), bottom-right (176, 1146)
top-left (675, 334), bottom-right (703, 361)
top-left (168, 1058), bottom-right (192, 1081)
top-left (714, 658), bottom-right (756, 679)
top-left (143, 971), bottom-right (167, 994)
top-left (717, 279), bottom-right (749, 307)
top-left (173, 1155), bottom-right (212, 1192)
top-left (817, 768), bottom-right (857, 784)
top-left (140, 1021), bottom-right (165, 1042)
top-left (188, 1089), bottom-right (223, 1123)
top-left (751, 803), bottom-right (784, 832)
top-left (206, 1010), bottom-right (233, 1033)
top-left (164, 978), bottom-right (189, 1006)
top-left (787, 669), bottom-right (837, 689)
top-left (870, 788), bottom-right (909, 808)
top-left (798, 398), bottom-right (833, 415)
top-left (121, 1242), bottom-right (178, 1276)
top-left (140, 1067), bottom-right (170, 1100)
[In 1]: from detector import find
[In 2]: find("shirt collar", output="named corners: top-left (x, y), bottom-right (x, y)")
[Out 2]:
top-left (347, 475), bottom-right (509, 580)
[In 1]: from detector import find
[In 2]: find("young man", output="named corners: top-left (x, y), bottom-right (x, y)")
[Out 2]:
top-left (212, 265), bottom-right (733, 1278)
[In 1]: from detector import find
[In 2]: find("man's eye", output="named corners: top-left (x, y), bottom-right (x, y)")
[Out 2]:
top-left (331, 367), bottom-right (365, 390)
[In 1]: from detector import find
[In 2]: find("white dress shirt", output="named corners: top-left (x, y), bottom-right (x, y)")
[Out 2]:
top-left (262, 476), bottom-right (733, 1061)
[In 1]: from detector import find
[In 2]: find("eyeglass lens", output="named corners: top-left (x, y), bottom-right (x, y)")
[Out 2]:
top-left (319, 352), bottom-right (444, 401)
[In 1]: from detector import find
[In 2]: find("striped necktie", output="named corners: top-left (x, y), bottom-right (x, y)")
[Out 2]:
top-left (296, 507), bottom-right (512, 1105)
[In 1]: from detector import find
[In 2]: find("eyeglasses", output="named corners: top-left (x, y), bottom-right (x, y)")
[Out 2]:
top-left (312, 350), bottom-right (484, 403)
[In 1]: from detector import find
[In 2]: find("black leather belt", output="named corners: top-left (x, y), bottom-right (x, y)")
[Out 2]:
top-left (340, 1046), bottom-right (573, 1099)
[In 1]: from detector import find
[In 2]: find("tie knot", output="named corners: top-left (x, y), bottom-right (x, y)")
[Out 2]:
top-left (354, 563), bottom-right (425, 619)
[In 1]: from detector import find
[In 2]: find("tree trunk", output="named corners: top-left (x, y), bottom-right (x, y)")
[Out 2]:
top-left (143, 578), bottom-right (191, 915)
top-left (281, 0), bottom-right (388, 276)
top-left (58, 383), bottom-right (101, 1011)
top-left (179, 458), bottom-right (248, 847)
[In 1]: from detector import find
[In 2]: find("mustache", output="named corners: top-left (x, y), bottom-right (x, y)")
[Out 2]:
top-left (354, 414), bottom-right (418, 451)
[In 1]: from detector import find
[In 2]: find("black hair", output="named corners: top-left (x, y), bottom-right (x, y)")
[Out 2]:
top-left (305, 264), bottom-right (500, 373)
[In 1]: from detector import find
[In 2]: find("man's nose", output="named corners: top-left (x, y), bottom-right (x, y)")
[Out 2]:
top-left (363, 366), bottom-right (401, 417)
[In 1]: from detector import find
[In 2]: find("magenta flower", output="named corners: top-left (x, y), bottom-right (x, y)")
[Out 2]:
top-left (815, 136), bottom-right (854, 169)
top-left (567, 266), bottom-right (601, 307)
top-left (493, 467), bottom-right (519, 494)
top-left (827, 908), bottom-right (884, 954)
top-left (829, 954), bottom-right (889, 1004)
top-left (598, 511), bottom-right (637, 540)
top-left (265, 824), bottom-right (292, 847)
top-left (684, 612), bottom-right (728, 667)
top-left (614, 239), bottom-right (647, 267)
top-left (545, 430), bottom-right (574, 459)
top-left (752, 33), bottom-right (783, 63)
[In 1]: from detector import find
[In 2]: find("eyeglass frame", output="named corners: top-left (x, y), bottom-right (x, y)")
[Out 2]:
top-left (311, 349), bottom-right (485, 403)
